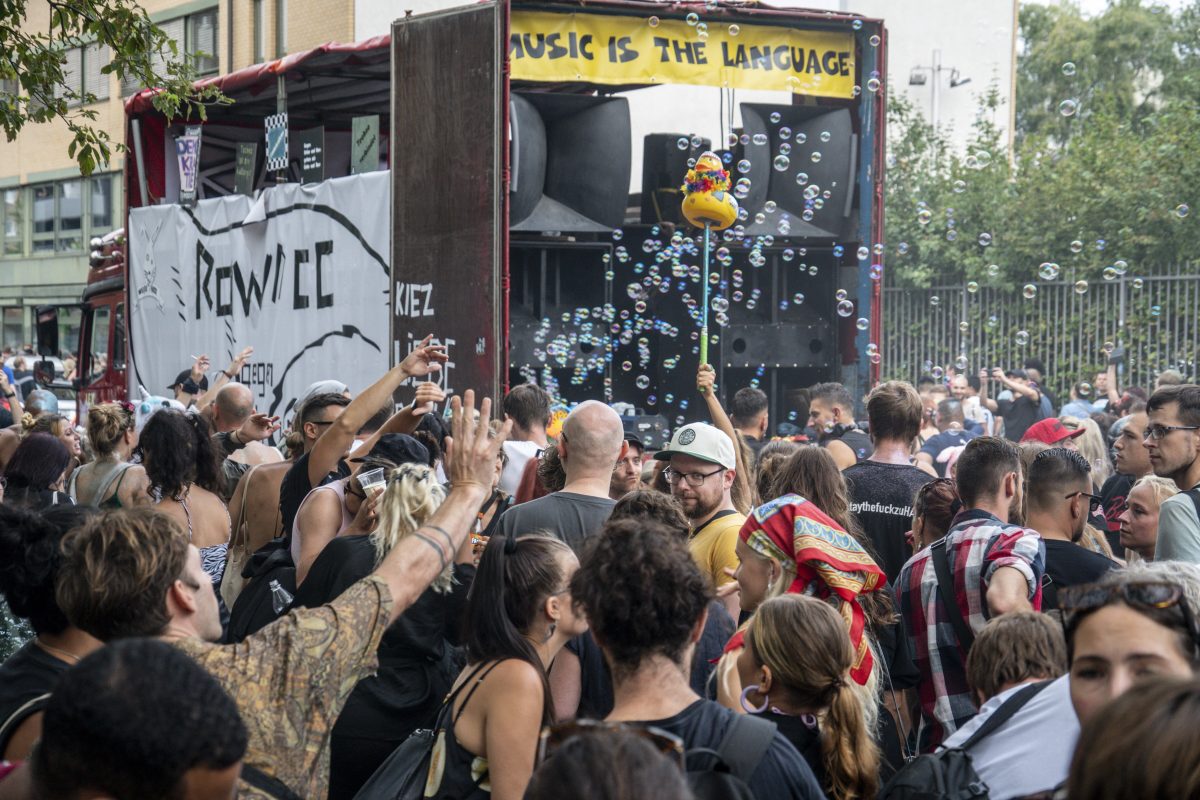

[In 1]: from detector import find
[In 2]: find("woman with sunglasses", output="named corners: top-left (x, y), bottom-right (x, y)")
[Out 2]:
top-left (422, 532), bottom-right (585, 800)
top-left (67, 402), bottom-right (138, 508)
top-left (1062, 561), bottom-right (1200, 726)
top-left (1118, 475), bottom-right (1178, 562)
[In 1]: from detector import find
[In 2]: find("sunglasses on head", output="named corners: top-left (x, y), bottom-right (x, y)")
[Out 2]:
top-left (1060, 580), bottom-right (1200, 656)
top-left (536, 720), bottom-right (685, 771)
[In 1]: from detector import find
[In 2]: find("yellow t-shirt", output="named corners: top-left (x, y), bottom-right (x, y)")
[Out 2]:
top-left (689, 510), bottom-right (746, 589)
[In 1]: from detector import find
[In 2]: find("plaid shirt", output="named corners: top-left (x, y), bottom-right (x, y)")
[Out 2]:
top-left (897, 509), bottom-right (1045, 750)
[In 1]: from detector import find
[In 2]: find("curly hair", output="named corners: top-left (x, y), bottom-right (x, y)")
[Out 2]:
top-left (609, 490), bottom-right (690, 538)
top-left (137, 409), bottom-right (223, 499)
top-left (572, 518), bottom-right (712, 679)
top-left (537, 445), bottom-right (566, 494)
top-left (33, 638), bottom-right (247, 799)
top-left (0, 504), bottom-right (98, 635)
top-left (57, 508), bottom-right (190, 641)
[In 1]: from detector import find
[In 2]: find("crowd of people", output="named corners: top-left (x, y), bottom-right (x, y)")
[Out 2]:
top-left (1, 338), bottom-right (1200, 800)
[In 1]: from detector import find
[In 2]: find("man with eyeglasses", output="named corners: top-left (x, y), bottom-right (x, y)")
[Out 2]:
top-left (1146, 384), bottom-right (1200, 562)
top-left (655, 422), bottom-right (743, 618)
top-left (1024, 448), bottom-right (1119, 610)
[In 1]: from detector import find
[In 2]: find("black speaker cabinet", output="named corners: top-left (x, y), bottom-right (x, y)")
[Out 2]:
top-left (640, 133), bottom-right (712, 226)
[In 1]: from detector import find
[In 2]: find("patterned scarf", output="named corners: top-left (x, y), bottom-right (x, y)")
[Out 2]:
top-left (725, 493), bottom-right (886, 685)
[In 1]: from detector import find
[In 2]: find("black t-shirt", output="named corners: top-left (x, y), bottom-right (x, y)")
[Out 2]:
top-left (843, 461), bottom-right (933, 582)
top-left (1100, 473), bottom-right (1136, 551)
top-left (569, 600), bottom-right (735, 719)
top-left (294, 535), bottom-right (475, 737)
top-left (998, 394), bottom-right (1042, 442)
top-left (873, 610), bottom-right (921, 780)
top-left (822, 426), bottom-right (874, 462)
top-left (768, 713), bottom-right (827, 795)
top-left (498, 492), bottom-right (615, 553)
top-left (919, 429), bottom-right (979, 477)
top-left (278, 451), bottom-right (348, 538)
top-left (631, 700), bottom-right (825, 800)
top-left (1041, 539), bottom-right (1119, 610)
top-left (0, 641), bottom-right (71, 756)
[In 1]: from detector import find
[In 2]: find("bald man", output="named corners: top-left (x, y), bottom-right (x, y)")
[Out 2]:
top-left (497, 400), bottom-right (626, 553)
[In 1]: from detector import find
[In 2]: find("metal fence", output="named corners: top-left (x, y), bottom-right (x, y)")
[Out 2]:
top-left (881, 264), bottom-right (1200, 399)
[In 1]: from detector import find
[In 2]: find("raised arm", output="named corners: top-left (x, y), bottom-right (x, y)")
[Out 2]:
top-left (307, 335), bottom-right (447, 487)
top-left (0, 371), bottom-right (21, 422)
top-left (1106, 362), bottom-right (1121, 407)
top-left (196, 347), bottom-right (254, 412)
top-left (697, 364), bottom-right (754, 509)
top-left (976, 369), bottom-right (998, 413)
top-left (372, 391), bottom-right (510, 625)
top-left (356, 379), bottom-right (446, 461)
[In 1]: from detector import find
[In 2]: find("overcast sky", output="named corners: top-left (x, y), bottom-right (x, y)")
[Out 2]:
top-left (1027, 0), bottom-right (1190, 15)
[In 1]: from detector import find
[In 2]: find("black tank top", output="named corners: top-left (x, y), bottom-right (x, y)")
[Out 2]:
top-left (822, 425), bottom-right (874, 462)
top-left (424, 660), bottom-right (505, 799)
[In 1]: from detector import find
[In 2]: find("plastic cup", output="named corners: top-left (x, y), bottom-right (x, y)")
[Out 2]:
top-left (357, 467), bottom-right (386, 500)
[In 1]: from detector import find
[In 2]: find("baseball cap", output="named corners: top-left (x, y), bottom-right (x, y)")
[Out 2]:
top-left (348, 433), bottom-right (431, 467)
top-left (654, 422), bottom-right (736, 470)
top-left (1021, 418), bottom-right (1086, 445)
top-left (168, 369), bottom-right (209, 394)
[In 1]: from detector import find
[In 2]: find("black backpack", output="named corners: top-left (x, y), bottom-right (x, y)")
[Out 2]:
top-left (879, 680), bottom-right (1052, 800)
top-left (685, 712), bottom-right (778, 800)
top-left (226, 539), bottom-right (295, 643)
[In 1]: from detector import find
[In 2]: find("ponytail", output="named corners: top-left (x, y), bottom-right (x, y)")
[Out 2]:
top-left (463, 533), bottom-right (571, 727)
top-left (821, 680), bottom-right (880, 800)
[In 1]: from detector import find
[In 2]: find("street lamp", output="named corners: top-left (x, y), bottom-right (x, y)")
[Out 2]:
top-left (908, 50), bottom-right (971, 131)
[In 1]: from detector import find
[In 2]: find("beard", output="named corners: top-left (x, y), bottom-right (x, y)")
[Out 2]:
top-left (680, 491), bottom-right (722, 522)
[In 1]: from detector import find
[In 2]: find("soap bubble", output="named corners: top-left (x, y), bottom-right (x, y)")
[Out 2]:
top-left (867, 77), bottom-right (881, 92)
top-left (966, 281), bottom-right (979, 293)
top-left (1074, 280), bottom-right (1089, 295)
top-left (676, 137), bottom-right (690, 150)
top-left (648, 15), bottom-right (660, 27)
top-left (1023, 284), bottom-right (1038, 299)
top-left (986, 314), bottom-right (999, 330)
top-left (978, 232), bottom-right (992, 246)
top-left (1059, 98), bottom-right (1078, 117)
top-left (773, 155), bottom-right (790, 172)
top-left (869, 264), bottom-right (883, 281)
top-left (690, 135), bottom-right (702, 149)
top-left (793, 292), bottom-right (805, 305)
top-left (1038, 262), bottom-right (1060, 280)
top-left (685, 12), bottom-right (699, 25)
top-left (1015, 330), bottom-right (1030, 346)
top-left (1070, 239), bottom-right (1084, 254)
top-left (869, 352), bottom-right (882, 365)
top-left (795, 132), bottom-right (807, 144)
top-left (835, 288), bottom-right (848, 301)
top-left (1113, 259), bottom-right (1128, 275)
top-left (752, 133), bottom-right (768, 146)
top-left (836, 299), bottom-right (855, 317)
top-left (833, 245), bottom-right (845, 258)
top-left (917, 209), bottom-right (933, 225)
top-left (728, 24), bottom-right (740, 35)
top-left (931, 366), bottom-right (944, 380)
top-left (770, 111), bottom-right (782, 123)
top-left (1177, 204), bottom-right (1191, 218)
top-left (734, 178), bottom-right (751, 199)
top-left (737, 159), bottom-right (752, 174)
top-left (856, 317), bottom-right (869, 331)
top-left (779, 126), bottom-right (792, 140)
top-left (856, 246), bottom-right (870, 261)
top-left (869, 33), bottom-right (881, 46)
top-left (852, 19), bottom-right (863, 29)
top-left (627, 282), bottom-right (648, 300)
top-left (819, 130), bottom-right (831, 143)
top-left (953, 180), bottom-right (966, 193)
top-left (1103, 267), bottom-right (1118, 281)
top-left (621, 360), bottom-right (632, 372)
top-left (946, 230), bottom-right (958, 242)
top-left (810, 151), bottom-right (822, 163)
top-left (696, 22), bottom-right (708, 38)
top-left (712, 297), bottom-right (730, 313)
top-left (1133, 278), bottom-right (1144, 290)
top-left (794, 171), bottom-right (809, 185)
top-left (897, 241), bottom-right (910, 254)
top-left (1062, 61), bottom-right (1076, 76)
top-left (1150, 304), bottom-right (1162, 317)
top-left (930, 295), bottom-right (941, 307)
top-left (636, 375), bottom-right (650, 389)
top-left (612, 228), bottom-right (623, 241)
top-left (987, 263), bottom-right (1000, 277)
top-left (1078, 381), bottom-right (1093, 395)
top-left (955, 355), bottom-right (969, 371)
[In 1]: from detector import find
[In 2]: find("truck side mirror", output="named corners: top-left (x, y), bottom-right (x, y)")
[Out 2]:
top-left (35, 306), bottom-right (60, 358)
top-left (34, 359), bottom-right (56, 386)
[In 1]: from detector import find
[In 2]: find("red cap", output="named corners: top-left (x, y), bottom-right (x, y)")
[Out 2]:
top-left (1021, 418), bottom-right (1086, 445)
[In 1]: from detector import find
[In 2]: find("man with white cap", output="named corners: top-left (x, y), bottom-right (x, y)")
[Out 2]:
top-left (656, 422), bottom-right (743, 617)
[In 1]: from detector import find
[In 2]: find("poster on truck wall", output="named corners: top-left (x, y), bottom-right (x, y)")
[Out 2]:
top-left (128, 171), bottom-right (391, 425)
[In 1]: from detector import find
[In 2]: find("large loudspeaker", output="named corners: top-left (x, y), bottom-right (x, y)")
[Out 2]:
top-left (510, 93), bottom-right (631, 233)
top-left (738, 104), bottom-right (856, 240)
top-left (640, 133), bottom-right (711, 226)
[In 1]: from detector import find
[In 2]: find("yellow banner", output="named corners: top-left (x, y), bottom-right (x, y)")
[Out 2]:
top-left (509, 11), bottom-right (857, 99)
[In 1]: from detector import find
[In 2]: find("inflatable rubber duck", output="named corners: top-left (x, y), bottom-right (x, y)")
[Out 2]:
top-left (681, 151), bottom-right (739, 231)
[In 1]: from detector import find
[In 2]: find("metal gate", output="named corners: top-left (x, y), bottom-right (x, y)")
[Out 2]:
top-left (882, 265), bottom-right (1200, 399)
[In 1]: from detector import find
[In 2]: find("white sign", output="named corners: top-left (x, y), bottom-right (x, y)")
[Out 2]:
top-left (128, 172), bottom-right (391, 424)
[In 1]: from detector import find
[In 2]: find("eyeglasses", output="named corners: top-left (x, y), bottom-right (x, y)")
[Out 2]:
top-left (536, 720), bottom-right (685, 770)
top-left (1060, 580), bottom-right (1200, 656)
top-left (1065, 491), bottom-right (1104, 513)
top-left (1143, 425), bottom-right (1200, 441)
top-left (663, 466), bottom-right (724, 486)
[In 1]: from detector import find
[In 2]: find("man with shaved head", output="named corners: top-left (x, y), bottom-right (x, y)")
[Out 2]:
top-left (497, 400), bottom-right (626, 552)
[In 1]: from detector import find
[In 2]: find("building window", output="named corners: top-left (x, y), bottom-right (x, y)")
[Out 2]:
top-left (56, 180), bottom-right (83, 252)
top-left (2, 189), bottom-right (22, 256)
top-left (91, 175), bottom-right (113, 231)
top-left (15, 175), bottom-right (118, 258)
top-left (254, 0), bottom-right (265, 63)
top-left (2, 308), bottom-right (22, 351)
top-left (123, 9), bottom-right (219, 95)
top-left (55, 44), bottom-right (110, 106)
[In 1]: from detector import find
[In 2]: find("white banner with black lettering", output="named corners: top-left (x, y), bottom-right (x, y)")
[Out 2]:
top-left (128, 171), bottom-right (391, 422)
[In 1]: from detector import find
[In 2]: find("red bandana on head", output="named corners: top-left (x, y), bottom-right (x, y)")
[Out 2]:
top-left (725, 494), bottom-right (886, 685)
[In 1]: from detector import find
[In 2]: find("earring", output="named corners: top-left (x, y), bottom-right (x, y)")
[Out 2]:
top-left (740, 684), bottom-right (769, 714)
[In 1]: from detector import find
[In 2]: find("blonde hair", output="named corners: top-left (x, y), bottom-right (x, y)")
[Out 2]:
top-left (86, 403), bottom-right (134, 456)
top-left (1060, 416), bottom-right (1112, 487)
top-left (747, 595), bottom-right (880, 800)
top-left (371, 462), bottom-right (447, 587)
top-left (24, 413), bottom-right (69, 439)
top-left (1132, 474), bottom-right (1180, 507)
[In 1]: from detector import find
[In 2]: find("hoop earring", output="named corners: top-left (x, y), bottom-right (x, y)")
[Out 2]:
top-left (740, 684), bottom-right (769, 714)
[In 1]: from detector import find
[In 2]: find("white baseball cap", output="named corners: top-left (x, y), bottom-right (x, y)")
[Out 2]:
top-left (654, 422), bottom-right (736, 470)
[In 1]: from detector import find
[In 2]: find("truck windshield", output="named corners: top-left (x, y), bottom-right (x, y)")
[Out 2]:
top-left (86, 304), bottom-right (111, 384)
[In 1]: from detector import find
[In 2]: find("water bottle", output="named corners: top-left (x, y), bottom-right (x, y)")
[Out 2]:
top-left (269, 579), bottom-right (294, 615)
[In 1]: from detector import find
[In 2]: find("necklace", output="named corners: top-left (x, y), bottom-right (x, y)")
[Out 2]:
top-left (36, 638), bottom-right (81, 664)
